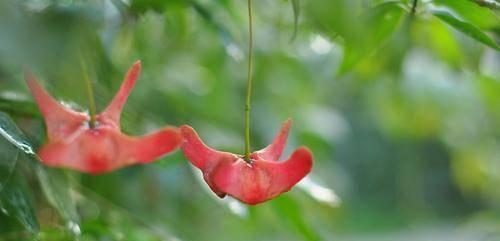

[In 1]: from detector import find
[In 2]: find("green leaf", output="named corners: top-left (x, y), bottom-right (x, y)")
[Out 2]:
top-left (305, 0), bottom-right (364, 40)
top-left (290, 0), bottom-right (300, 41)
top-left (0, 111), bottom-right (36, 156)
top-left (271, 195), bottom-right (321, 241)
top-left (0, 112), bottom-right (40, 235)
top-left (36, 166), bottom-right (80, 236)
top-left (191, 0), bottom-right (238, 54)
top-left (432, 10), bottom-right (500, 51)
top-left (0, 134), bottom-right (19, 193)
top-left (426, 18), bottom-right (465, 66)
top-left (0, 92), bottom-right (40, 118)
top-left (433, 0), bottom-right (500, 29)
top-left (0, 171), bottom-right (39, 234)
top-left (338, 2), bottom-right (404, 74)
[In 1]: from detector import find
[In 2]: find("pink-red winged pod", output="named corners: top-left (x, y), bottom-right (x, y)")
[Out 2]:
top-left (25, 61), bottom-right (180, 174)
top-left (180, 119), bottom-right (313, 205)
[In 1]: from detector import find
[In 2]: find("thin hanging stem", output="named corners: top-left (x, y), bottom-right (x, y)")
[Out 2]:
top-left (79, 56), bottom-right (97, 128)
top-left (244, 0), bottom-right (254, 162)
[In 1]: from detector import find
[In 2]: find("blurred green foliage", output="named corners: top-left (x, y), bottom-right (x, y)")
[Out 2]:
top-left (0, 0), bottom-right (499, 240)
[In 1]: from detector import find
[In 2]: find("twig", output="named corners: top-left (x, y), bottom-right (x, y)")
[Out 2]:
top-left (470, 0), bottom-right (500, 9)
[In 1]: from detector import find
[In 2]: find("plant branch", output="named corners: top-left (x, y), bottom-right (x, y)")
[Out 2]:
top-left (470, 0), bottom-right (500, 9)
top-left (244, 0), bottom-right (253, 162)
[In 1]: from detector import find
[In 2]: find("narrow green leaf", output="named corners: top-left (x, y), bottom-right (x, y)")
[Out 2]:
top-left (0, 171), bottom-right (39, 234)
top-left (425, 18), bottom-right (465, 66)
top-left (290, 0), bottom-right (300, 41)
top-left (432, 10), bottom-right (500, 50)
top-left (433, 0), bottom-right (500, 29)
top-left (272, 195), bottom-right (321, 241)
top-left (0, 136), bottom-right (18, 193)
top-left (0, 92), bottom-right (40, 118)
top-left (0, 111), bottom-right (36, 156)
top-left (36, 166), bottom-right (80, 236)
top-left (0, 112), bottom-right (40, 234)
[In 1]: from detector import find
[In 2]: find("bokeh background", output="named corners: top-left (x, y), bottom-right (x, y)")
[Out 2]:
top-left (0, 0), bottom-right (500, 240)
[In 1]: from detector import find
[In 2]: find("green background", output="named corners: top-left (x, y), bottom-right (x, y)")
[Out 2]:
top-left (0, 0), bottom-right (499, 240)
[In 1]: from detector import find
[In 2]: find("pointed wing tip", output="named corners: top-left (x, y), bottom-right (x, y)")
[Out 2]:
top-left (179, 124), bottom-right (193, 130)
top-left (179, 125), bottom-right (196, 137)
top-left (290, 146), bottom-right (314, 170)
top-left (101, 60), bottom-right (142, 119)
top-left (179, 124), bottom-right (209, 149)
top-left (128, 60), bottom-right (142, 77)
top-left (132, 60), bottom-right (142, 68)
top-left (158, 126), bottom-right (182, 146)
top-left (124, 60), bottom-right (142, 81)
top-left (297, 146), bottom-right (314, 160)
top-left (134, 126), bottom-right (183, 162)
top-left (179, 125), bottom-right (222, 169)
top-left (281, 118), bottom-right (293, 132)
top-left (23, 68), bottom-right (36, 85)
top-left (179, 124), bottom-right (199, 147)
top-left (255, 118), bottom-right (294, 160)
top-left (282, 118), bottom-right (292, 134)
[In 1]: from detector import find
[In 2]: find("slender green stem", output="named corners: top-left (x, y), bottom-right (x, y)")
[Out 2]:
top-left (244, 0), bottom-right (253, 162)
top-left (79, 56), bottom-right (97, 128)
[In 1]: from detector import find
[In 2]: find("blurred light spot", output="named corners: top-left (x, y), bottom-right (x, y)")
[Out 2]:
top-left (24, 0), bottom-right (50, 11)
top-left (114, 231), bottom-right (125, 240)
top-left (310, 35), bottom-right (333, 55)
top-left (303, 106), bottom-right (349, 143)
top-left (0, 91), bottom-right (28, 101)
top-left (225, 43), bottom-right (244, 62)
top-left (480, 49), bottom-right (500, 77)
top-left (164, 60), bottom-right (214, 96)
top-left (403, 50), bottom-right (462, 93)
top-left (103, 0), bottom-right (120, 21)
top-left (67, 221), bottom-right (81, 236)
top-left (60, 101), bottom-right (85, 112)
top-left (298, 177), bottom-right (341, 207)
top-left (226, 198), bottom-right (249, 218)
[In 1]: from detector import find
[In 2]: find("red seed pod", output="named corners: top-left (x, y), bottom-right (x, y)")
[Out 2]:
top-left (180, 119), bottom-right (313, 205)
top-left (25, 61), bottom-right (181, 174)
